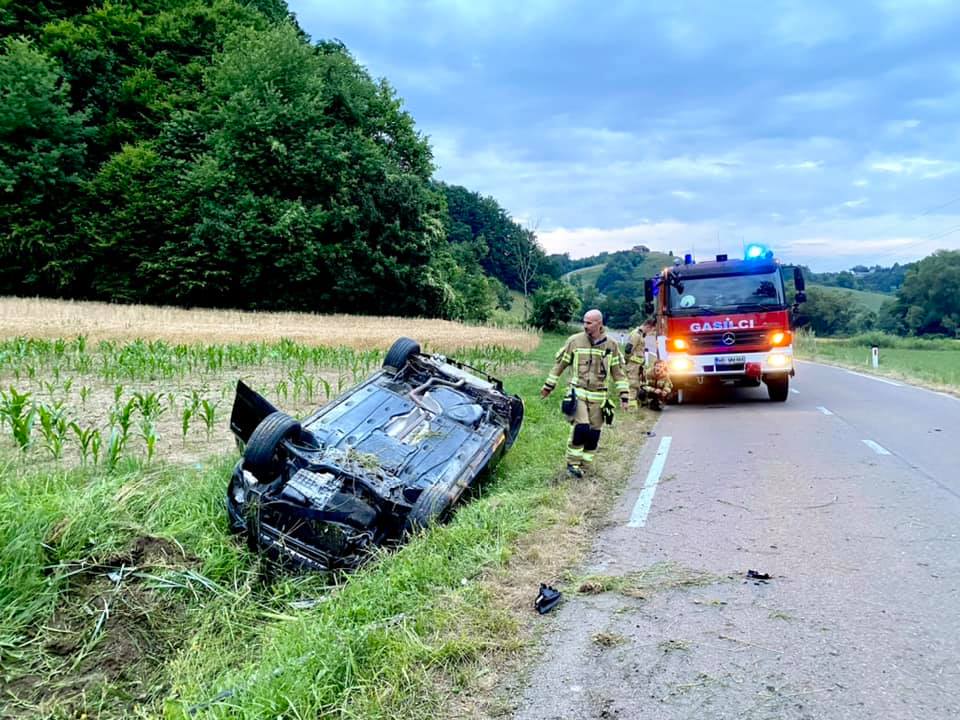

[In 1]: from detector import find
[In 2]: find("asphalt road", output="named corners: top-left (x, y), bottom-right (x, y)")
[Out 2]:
top-left (512, 361), bottom-right (960, 720)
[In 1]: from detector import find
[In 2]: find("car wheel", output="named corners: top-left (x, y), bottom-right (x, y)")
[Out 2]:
top-left (244, 411), bottom-right (301, 479)
top-left (383, 337), bottom-right (421, 372)
top-left (403, 481), bottom-right (457, 534)
top-left (766, 375), bottom-right (789, 402)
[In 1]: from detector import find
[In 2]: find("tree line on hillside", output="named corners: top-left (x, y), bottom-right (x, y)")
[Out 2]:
top-left (804, 262), bottom-right (911, 294)
top-left (0, 1), bottom-right (558, 323)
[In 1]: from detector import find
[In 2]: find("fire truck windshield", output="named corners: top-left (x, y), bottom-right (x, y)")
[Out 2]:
top-left (668, 270), bottom-right (785, 314)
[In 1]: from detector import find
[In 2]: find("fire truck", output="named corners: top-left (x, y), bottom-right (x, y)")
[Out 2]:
top-left (643, 245), bottom-right (806, 402)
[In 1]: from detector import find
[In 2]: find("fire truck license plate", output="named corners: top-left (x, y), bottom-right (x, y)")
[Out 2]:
top-left (715, 355), bottom-right (745, 365)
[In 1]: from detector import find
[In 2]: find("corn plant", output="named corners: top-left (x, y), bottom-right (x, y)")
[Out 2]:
top-left (140, 419), bottom-right (158, 462)
top-left (198, 398), bottom-right (219, 440)
top-left (105, 428), bottom-right (125, 470)
top-left (36, 401), bottom-right (69, 460)
top-left (0, 387), bottom-right (36, 451)
top-left (320, 377), bottom-right (332, 401)
top-left (109, 397), bottom-right (137, 451)
top-left (71, 423), bottom-right (101, 465)
top-left (79, 385), bottom-right (91, 406)
top-left (134, 390), bottom-right (166, 424)
top-left (113, 384), bottom-right (125, 405)
top-left (181, 405), bottom-right (194, 443)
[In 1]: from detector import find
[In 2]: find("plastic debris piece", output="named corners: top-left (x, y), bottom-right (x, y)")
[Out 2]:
top-left (535, 583), bottom-right (562, 614)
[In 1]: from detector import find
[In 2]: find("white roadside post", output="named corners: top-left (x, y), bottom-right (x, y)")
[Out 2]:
top-left (871, 344), bottom-right (879, 369)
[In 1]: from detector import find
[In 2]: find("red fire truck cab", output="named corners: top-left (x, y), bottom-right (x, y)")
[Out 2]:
top-left (643, 245), bottom-right (806, 402)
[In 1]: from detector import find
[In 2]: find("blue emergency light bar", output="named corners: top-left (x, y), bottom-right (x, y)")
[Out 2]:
top-left (745, 243), bottom-right (773, 259)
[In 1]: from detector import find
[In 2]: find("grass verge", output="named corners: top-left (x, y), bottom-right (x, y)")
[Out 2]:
top-left (0, 332), bottom-right (657, 719)
top-left (794, 331), bottom-right (960, 391)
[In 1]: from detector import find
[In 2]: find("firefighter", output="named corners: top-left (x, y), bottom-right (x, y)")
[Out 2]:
top-left (623, 319), bottom-right (655, 409)
top-left (541, 309), bottom-right (630, 478)
top-left (641, 360), bottom-right (673, 411)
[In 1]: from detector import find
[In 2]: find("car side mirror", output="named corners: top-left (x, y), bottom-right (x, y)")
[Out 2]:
top-left (644, 279), bottom-right (654, 304)
top-left (795, 291), bottom-right (806, 304)
top-left (793, 267), bottom-right (805, 292)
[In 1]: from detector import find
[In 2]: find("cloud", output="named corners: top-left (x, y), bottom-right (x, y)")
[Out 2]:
top-left (289, 0), bottom-right (960, 271)
top-left (869, 156), bottom-right (959, 178)
top-left (776, 161), bottom-right (823, 170)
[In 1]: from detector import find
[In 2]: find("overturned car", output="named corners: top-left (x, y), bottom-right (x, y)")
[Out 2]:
top-left (227, 337), bottom-right (524, 571)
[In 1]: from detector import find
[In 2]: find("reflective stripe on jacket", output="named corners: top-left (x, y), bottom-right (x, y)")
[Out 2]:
top-left (543, 331), bottom-right (629, 398)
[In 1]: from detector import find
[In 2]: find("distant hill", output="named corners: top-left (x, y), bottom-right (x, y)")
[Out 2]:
top-left (808, 284), bottom-right (892, 313)
top-left (561, 263), bottom-right (606, 286)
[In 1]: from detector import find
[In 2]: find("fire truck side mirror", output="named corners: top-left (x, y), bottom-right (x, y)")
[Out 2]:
top-left (795, 291), bottom-right (807, 304)
top-left (793, 267), bottom-right (806, 292)
top-left (644, 279), bottom-right (654, 304)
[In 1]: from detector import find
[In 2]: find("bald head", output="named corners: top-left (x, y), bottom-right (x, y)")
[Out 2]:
top-left (582, 309), bottom-right (604, 340)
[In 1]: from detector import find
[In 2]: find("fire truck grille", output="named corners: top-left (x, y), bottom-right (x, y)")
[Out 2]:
top-left (690, 329), bottom-right (769, 352)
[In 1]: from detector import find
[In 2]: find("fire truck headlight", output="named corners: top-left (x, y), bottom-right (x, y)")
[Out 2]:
top-left (669, 357), bottom-right (694, 373)
top-left (767, 354), bottom-right (790, 368)
top-left (669, 338), bottom-right (688, 351)
top-left (769, 331), bottom-right (790, 346)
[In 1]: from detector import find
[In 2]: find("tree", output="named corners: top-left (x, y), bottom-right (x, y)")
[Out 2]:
top-left (793, 287), bottom-right (857, 336)
top-left (888, 250), bottom-right (960, 336)
top-left (530, 281), bottom-right (579, 331)
top-left (0, 37), bottom-right (90, 294)
top-left (509, 227), bottom-right (540, 322)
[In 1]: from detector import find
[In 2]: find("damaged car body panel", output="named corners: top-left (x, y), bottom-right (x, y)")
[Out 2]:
top-left (226, 337), bottom-right (523, 572)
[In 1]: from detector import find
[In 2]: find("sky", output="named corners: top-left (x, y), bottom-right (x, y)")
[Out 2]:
top-left (287, 0), bottom-right (960, 271)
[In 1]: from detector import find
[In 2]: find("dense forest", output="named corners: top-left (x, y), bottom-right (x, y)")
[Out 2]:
top-left (0, 0), bottom-right (557, 322)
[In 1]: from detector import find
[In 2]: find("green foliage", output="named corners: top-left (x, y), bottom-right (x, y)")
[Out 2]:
top-left (438, 182), bottom-right (557, 293)
top-left (530, 281), bottom-right (580, 331)
top-left (885, 250), bottom-right (960, 337)
top-left (0, 37), bottom-right (90, 293)
top-left (3, 2), bottom-right (514, 320)
top-left (805, 262), bottom-right (911, 294)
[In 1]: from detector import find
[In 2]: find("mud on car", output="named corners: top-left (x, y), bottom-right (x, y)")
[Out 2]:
top-left (226, 337), bottom-right (524, 572)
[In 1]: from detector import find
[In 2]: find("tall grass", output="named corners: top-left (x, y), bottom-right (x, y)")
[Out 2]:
top-left (2, 332), bottom-right (627, 719)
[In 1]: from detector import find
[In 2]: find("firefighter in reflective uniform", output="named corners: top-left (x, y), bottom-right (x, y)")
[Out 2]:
top-left (623, 319), bottom-right (655, 409)
top-left (641, 360), bottom-right (673, 411)
top-left (541, 309), bottom-right (630, 477)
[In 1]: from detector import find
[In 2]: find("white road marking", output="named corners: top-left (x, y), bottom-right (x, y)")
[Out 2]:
top-left (845, 370), bottom-right (902, 387)
top-left (790, 388), bottom-right (800, 394)
top-left (627, 436), bottom-right (672, 528)
top-left (862, 439), bottom-right (892, 456)
top-left (816, 406), bottom-right (833, 415)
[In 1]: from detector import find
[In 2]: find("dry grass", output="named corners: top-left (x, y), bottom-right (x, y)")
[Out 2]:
top-left (0, 297), bottom-right (540, 352)
top-left (442, 411), bottom-right (657, 720)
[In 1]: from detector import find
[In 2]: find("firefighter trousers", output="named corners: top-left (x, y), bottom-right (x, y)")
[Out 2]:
top-left (564, 399), bottom-right (604, 470)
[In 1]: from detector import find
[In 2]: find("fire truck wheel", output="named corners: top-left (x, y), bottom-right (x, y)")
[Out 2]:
top-left (766, 375), bottom-right (789, 402)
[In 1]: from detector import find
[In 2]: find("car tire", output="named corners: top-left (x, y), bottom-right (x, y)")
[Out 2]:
top-left (383, 337), bottom-right (421, 372)
top-left (404, 481), bottom-right (458, 534)
top-left (244, 411), bottom-right (301, 479)
top-left (767, 375), bottom-right (789, 402)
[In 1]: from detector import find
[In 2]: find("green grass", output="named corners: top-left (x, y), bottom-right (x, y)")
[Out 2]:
top-left (2, 332), bottom-right (639, 719)
top-left (795, 332), bottom-right (960, 389)
top-left (808, 283), bottom-right (892, 313)
top-left (561, 263), bottom-right (605, 286)
top-left (489, 290), bottom-right (529, 326)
